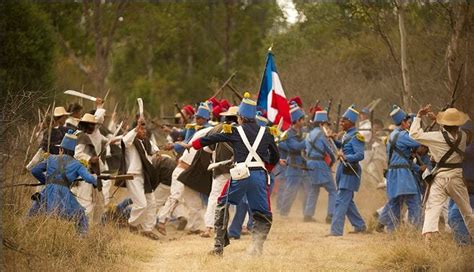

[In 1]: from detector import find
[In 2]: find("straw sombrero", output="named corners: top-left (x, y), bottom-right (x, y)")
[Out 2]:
top-left (436, 108), bottom-right (469, 126)
top-left (220, 106), bottom-right (239, 117)
top-left (79, 113), bottom-right (97, 124)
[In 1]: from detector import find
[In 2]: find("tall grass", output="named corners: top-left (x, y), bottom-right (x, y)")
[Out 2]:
top-left (374, 226), bottom-right (474, 271)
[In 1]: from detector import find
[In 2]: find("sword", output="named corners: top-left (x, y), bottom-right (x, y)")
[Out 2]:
top-left (207, 159), bottom-right (233, 171)
top-left (137, 98), bottom-right (144, 119)
top-left (64, 90), bottom-right (97, 102)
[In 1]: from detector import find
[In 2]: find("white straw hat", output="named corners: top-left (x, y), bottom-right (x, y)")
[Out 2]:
top-left (53, 107), bottom-right (71, 117)
top-left (436, 108), bottom-right (469, 126)
top-left (79, 113), bottom-right (97, 124)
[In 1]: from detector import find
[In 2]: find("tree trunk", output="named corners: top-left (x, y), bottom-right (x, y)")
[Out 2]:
top-left (396, 1), bottom-right (413, 112)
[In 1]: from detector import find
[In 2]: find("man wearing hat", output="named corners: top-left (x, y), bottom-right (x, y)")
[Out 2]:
top-left (202, 106), bottom-right (239, 238)
top-left (384, 105), bottom-right (422, 231)
top-left (74, 100), bottom-right (109, 223)
top-left (410, 105), bottom-right (474, 240)
top-left (40, 106), bottom-right (70, 155)
top-left (65, 102), bottom-right (83, 131)
top-left (167, 102), bottom-right (211, 155)
top-left (279, 101), bottom-right (309, 219)
top-left (305, 110), bottom-right (337, 223)
top-left (328, 105), bottom-right (367, 236)
top-left (29, 130), bottom-right (99, 235)
top-left (187, 92), bottom-right (279, 256)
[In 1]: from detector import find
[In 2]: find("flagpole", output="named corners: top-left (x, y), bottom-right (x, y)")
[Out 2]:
top-left (257, 45), bottom-right (273, 107)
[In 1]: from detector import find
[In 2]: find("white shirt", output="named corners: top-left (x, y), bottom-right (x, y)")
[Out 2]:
top-left (179, 126), bottom-right (214, 165)
top-left (358, 119), bottom-right (372, 143)
top-left (123, 128), bottom-right (159, 175)
top-left (409, 117), bottom-right (466, 178)
top-left (65, 117), bottom-right (80, 128)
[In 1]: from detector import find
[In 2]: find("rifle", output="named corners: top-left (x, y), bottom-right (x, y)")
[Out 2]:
top-left (425, 63), bottom-right (464, 131)
top-left (46, 100), bottom-right (56, 154)
top-left (0, 174), bottom-right (134, 190)
top-left (226, 84), bottom-right (243, 101)
top-left (211, 72), bottom-right (237, 98)
top-left (326, 98), bottom-right (333, 120)
top-left (335, 99), bottom-right (342, 133)
top-left (174, 102), bottom-right (188, 124)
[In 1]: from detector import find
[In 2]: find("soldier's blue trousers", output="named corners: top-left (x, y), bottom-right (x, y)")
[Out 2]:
top-left (304, 181), bottom-right (337, 218)
top-left (218, 169), bottom-right (271, 216)
top-left (386, 194), bottom-right (421, 232)
top-left (448, 194), bottom-right (474, 245)
top-left (228, 197), bottom-right (253, 239)
top-left (279, 175), bottom-right (308, 216)
top-left (330, 189), bottom-right (366, 236)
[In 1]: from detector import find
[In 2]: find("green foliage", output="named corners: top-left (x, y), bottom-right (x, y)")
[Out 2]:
top-left (0, 0), bottom-right (55, 94)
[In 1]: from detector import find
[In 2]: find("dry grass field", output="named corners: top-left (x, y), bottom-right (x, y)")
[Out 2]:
top-left (3, 172), bottom-right (474, 271)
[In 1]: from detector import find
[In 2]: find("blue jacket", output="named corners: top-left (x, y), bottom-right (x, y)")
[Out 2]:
top-left (193, 122), bottom-right (279, 167)
top-left (464, 143), bottom-right (474, 181)
top-left (335, 127), bottom-right (364, 191)
top-left (305, 127), bottom-right (335, 185)
top-left (386, 128), bottom-right (420, 198)
top-left (285, 127), bottom-right (306, 177)
top-left (32, 154), bottom-right (97, 186)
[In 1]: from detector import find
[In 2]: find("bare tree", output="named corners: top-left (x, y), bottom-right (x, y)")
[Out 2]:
top-left (395, 0), bottom-right (413, 112)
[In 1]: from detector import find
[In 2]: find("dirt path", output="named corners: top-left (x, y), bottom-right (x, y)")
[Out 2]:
top-left (136, 190), bottom-right (389, 271)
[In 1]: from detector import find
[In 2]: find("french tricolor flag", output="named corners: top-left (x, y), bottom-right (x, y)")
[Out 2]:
top-left (257, 51), bottom-right (291, 130)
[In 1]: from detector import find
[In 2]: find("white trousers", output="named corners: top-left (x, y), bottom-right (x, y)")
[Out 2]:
top-left (155, 183), bottom-right (171, 213)
top-left (126, 174), bottom-right (157, 231)
top-left (422, 176), bottom-right (474, 235)
top-left (73, 179), bottom-right (105, 224)
top-left (158, 167), bottom-right (185, 223)
top-left (183, 186), bottom-right (206, 231)
top-left (204, 173), bottom-right (230, 228)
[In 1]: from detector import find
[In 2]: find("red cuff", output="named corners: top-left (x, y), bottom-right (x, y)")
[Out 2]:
top-left (192, 139), bottom-right (203, 150)
top-left (265, 163), bottom-right (275, 172)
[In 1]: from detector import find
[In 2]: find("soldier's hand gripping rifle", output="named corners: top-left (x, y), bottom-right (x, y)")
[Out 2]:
top-left (322, 124), bottom-right (361, 179)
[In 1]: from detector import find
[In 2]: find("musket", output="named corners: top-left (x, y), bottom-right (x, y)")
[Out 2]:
top-left (0, 174), bottom-right (134, 190)
top-left (226, 84), bottom-right (244, 101)
top-left (24, 105), bottom-right (51, 169)
top-left (326, 98), bottom-right (333, 119)
top-left (46, 100), bottom-right (56, 154)
top-left (212, 72), bottom-right (237, 98)
top-left (425, 63), bottom-right (464, 131)
top-left (174, 102), bottom-right (188, 124)
top-left (335, 99), bottom-right (342, 133)
top-left (322, 125), bottom-right (361, 179)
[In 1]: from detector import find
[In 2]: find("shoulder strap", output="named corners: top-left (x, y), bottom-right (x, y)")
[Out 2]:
top-left (388, 132), bottom-right (407, 164)
top-left (439, 130), bottom-right (464, 162)
top-left (236, 126), bottom-right (265, 165)
top-left (308, 131), bottom-right (325, 156)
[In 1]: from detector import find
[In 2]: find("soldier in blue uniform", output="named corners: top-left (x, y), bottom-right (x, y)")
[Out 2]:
top-left (328, 105), bottom-right (367, 236)
top-left (279, 102), bottom-right (309, 219)
top-left (276, 140), bottom-right (289, 212)
top-left (188, 92), bottom-right (279, 256)
top-left (29, 130), bottom-right (99, 235)
top-left (167, 102), bottom-right (211, 155)
top-left (305, 110), bottom-right (336, 223)
top-left (385, 105), bottom-right (422, 231)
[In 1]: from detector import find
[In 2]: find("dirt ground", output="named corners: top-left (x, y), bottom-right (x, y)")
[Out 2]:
top-left (133, 182), bottom-right (391, 271)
